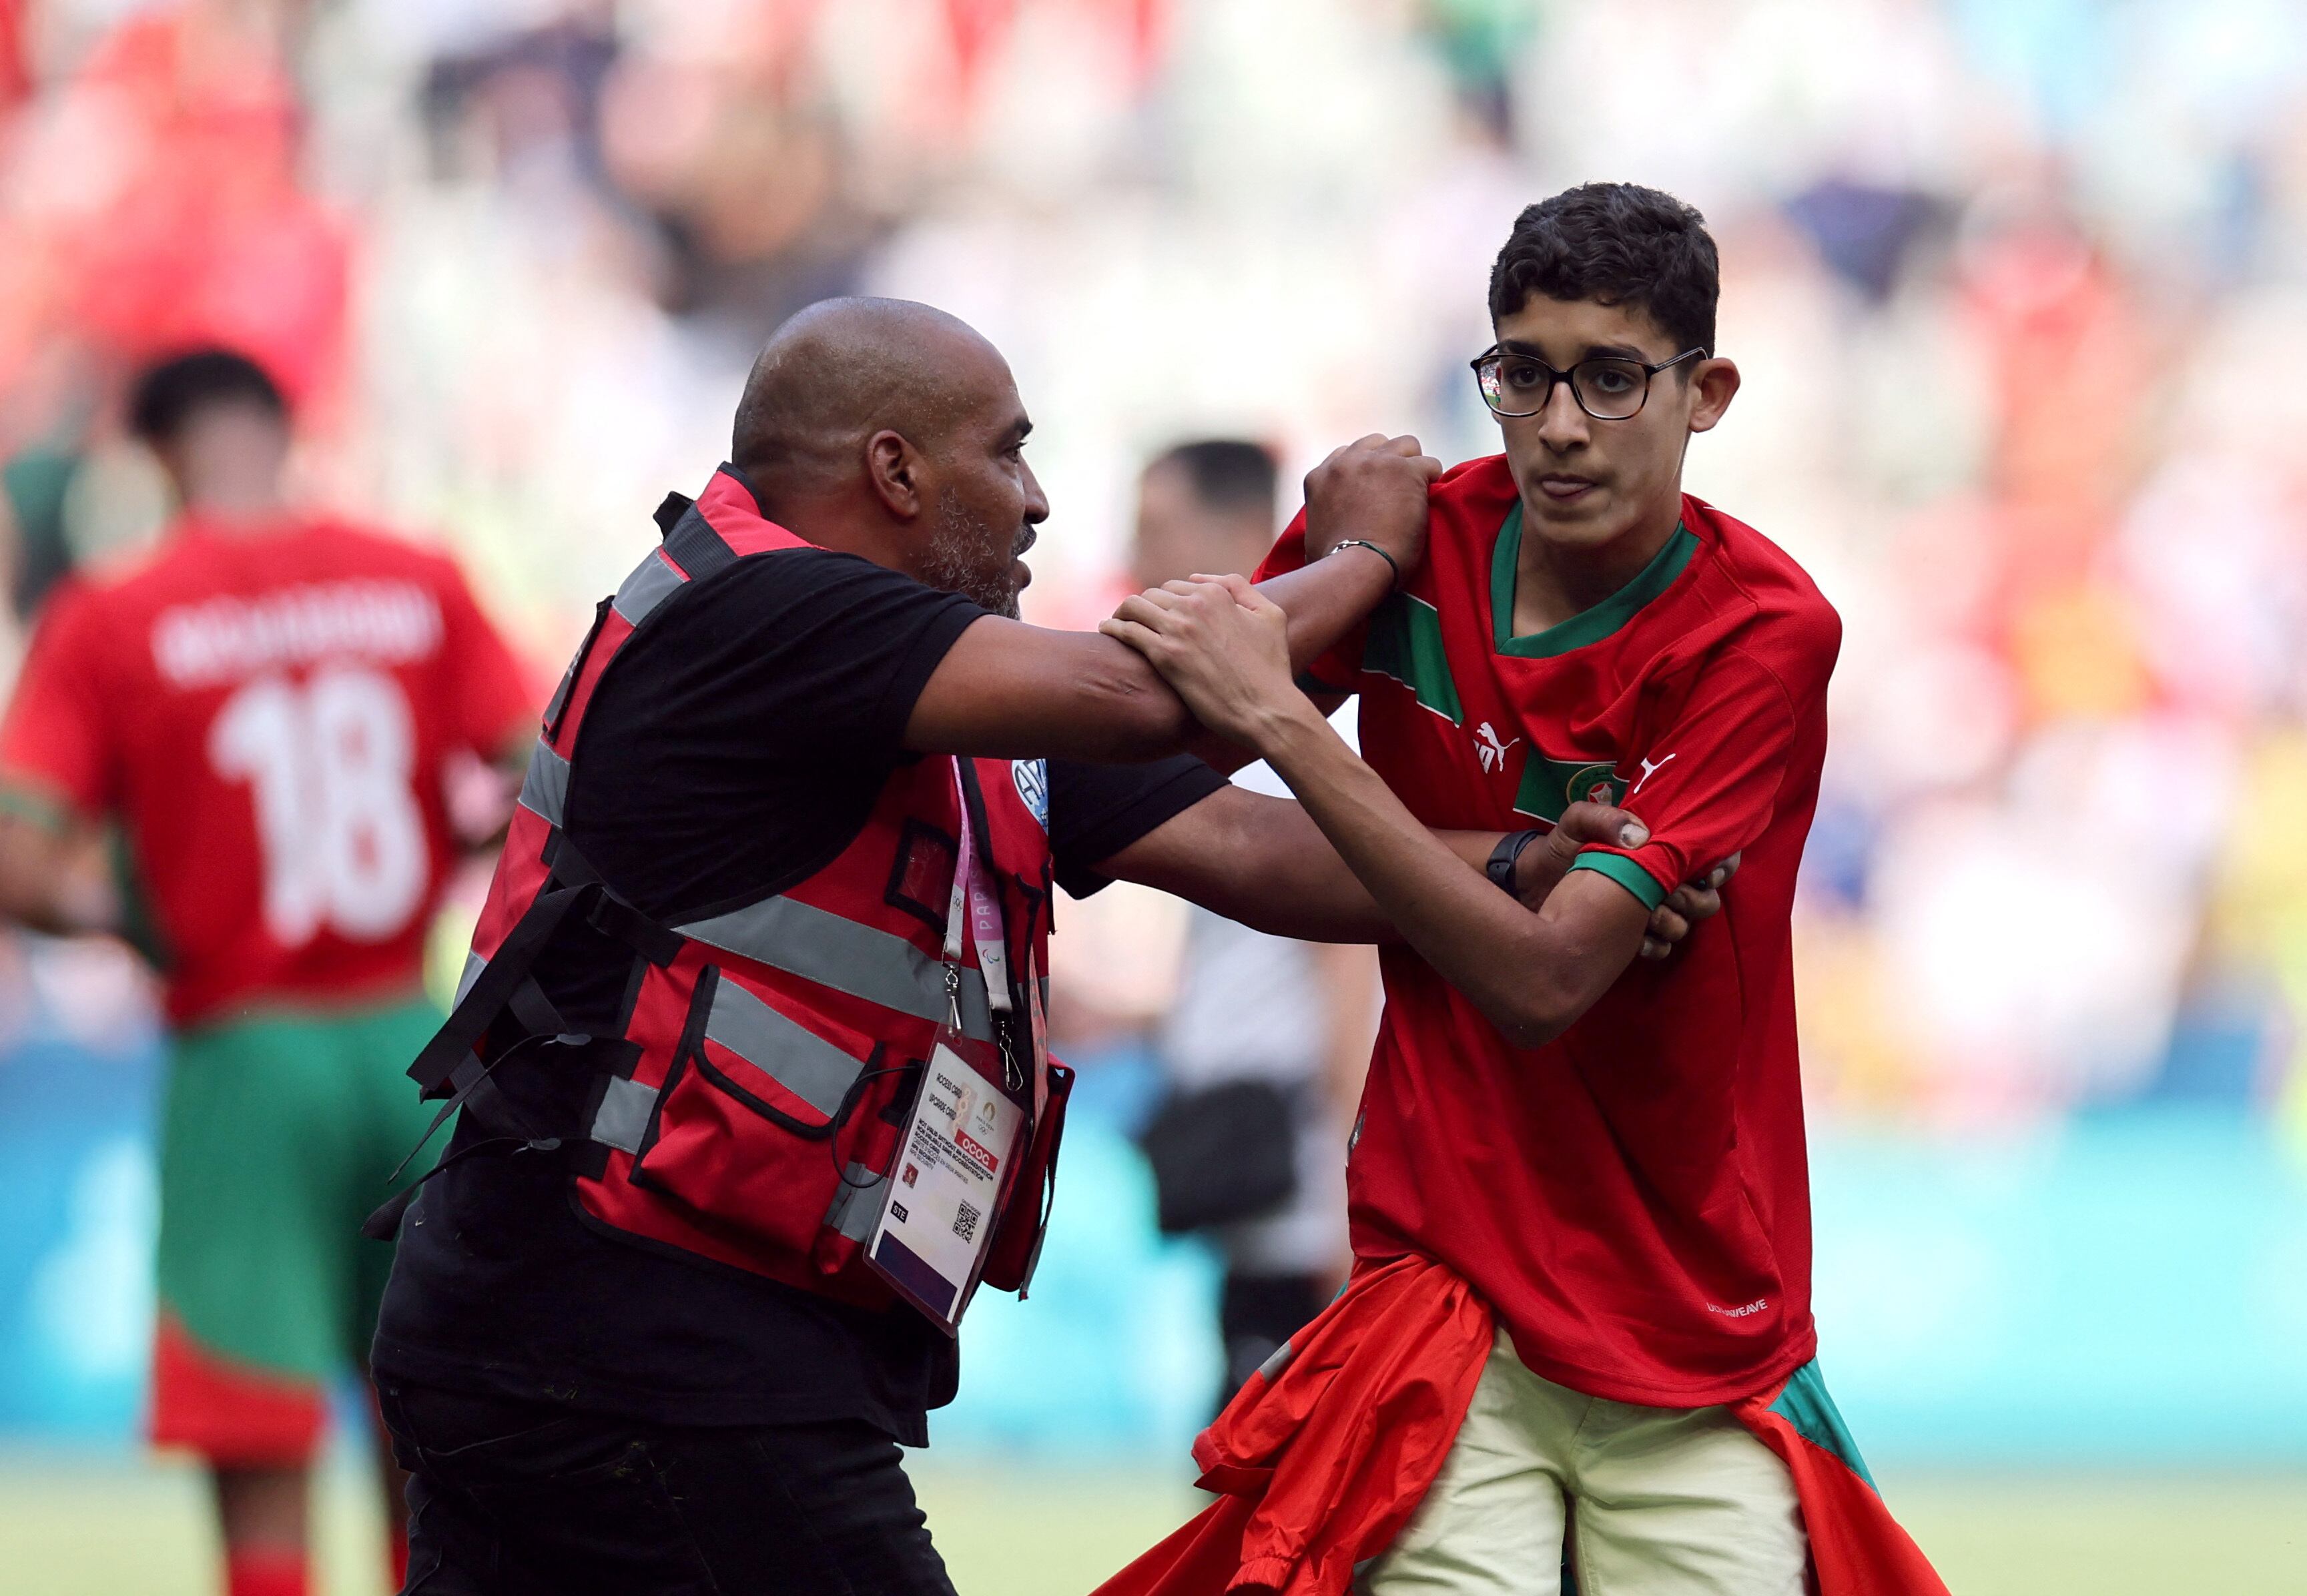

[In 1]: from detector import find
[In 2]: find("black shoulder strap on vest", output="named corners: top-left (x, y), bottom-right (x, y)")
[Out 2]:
top-left (404, 838), bottom-right (682, 1107)
top-left (653, 487), bottom-right (738, 579)
top-left (552, 486), bottom-right (754, 749)
top-left (543, 596), bottom-right (612, 743)
top-left (663, 502), bottom-right (737, 581)
top-left (954, 757), bottom-right (995, 846)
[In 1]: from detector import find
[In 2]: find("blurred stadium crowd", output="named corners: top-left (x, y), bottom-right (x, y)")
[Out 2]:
top-left (0, 0), bottom-right (2303, 1451)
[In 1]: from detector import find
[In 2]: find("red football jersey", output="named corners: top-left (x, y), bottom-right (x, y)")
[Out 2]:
top-left (0, 514), bottom-right (536, 1027)
top-left (1259, 454), bottom-right (1842, 1407)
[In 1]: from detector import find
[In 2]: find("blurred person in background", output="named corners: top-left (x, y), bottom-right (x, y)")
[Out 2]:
top-left (371, 297), bottom-right (1708, 1596)
top-left (0, 350), bottom-right (537, 1596)
top-left (1131, 440), bottom-right (1377, 1408)
top-left (1099, 185), bottom-right (1944, 1596)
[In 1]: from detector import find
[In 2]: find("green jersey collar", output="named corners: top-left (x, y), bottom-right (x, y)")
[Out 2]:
top-left (1490, 501), bottom-right (1698, 659)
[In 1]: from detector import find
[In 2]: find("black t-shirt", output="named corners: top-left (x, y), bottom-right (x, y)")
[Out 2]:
top-left (372, 544), bottom-right (1225, 1443)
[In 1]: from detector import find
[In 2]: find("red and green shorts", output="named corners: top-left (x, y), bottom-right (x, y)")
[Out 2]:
top-left (149, 999), bottom-right (442, 1467)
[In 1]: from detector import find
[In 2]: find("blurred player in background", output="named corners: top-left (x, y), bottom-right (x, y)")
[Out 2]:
top-left (1133, 440), bottom-right (1377, 1405)
top-left (0, 350), bottom-right (536, 1596)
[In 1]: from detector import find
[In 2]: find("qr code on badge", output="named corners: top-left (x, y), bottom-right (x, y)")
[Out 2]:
top-left (952, 1200), bottom-right (980, 1244)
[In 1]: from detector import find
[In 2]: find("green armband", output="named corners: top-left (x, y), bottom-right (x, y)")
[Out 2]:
top-left (1568, 851), bottom-right (1668, 912)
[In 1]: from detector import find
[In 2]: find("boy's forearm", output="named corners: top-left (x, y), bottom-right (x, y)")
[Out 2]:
top-left (1254, 705), bottom-right (1648, 1046)
top-left (1173, 550), bottom-right (1397, 773)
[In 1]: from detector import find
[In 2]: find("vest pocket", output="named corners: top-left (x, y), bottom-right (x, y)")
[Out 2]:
top-left (631, 964), bottom-right (906, 1260)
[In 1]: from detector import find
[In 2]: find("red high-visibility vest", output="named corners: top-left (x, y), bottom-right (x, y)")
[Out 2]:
top-left (398, 466), bottom-right (1070, 1310)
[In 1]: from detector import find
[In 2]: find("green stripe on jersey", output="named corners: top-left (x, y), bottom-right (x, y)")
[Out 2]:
top-left (1768, 1359), bottom-right (1879, 1491)
top-left (1492, 503), bottom-right (1698, 658)
top-left (1362, 591), bottom-right (1463, 725)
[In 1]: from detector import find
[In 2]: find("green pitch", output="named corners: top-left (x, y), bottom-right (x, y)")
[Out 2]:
top-left (0, 1453), bottom-right (2302, 1594)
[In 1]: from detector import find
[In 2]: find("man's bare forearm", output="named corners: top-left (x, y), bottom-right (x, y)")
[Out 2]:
top-left (907, 549), bottom-right (1398, 765)
top-left (913, 433), bottom-right (1433, 765)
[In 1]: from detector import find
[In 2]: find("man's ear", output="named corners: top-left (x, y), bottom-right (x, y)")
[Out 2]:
top-left (864, 429), bottom-right (928, 519)
top-left (1686, 358), bottom-right (1740, 434)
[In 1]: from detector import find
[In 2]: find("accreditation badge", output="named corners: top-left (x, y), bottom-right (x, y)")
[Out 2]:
top-left (866, 1028), bottom-right (1023, 1334)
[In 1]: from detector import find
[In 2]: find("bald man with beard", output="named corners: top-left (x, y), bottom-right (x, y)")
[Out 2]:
top-left (370, 300), bottom-right (1712, 1596)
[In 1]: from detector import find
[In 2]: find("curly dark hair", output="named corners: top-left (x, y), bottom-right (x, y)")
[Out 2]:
top-left (1488, 183), bottom-right (1719, 356)
top-left (127, 348), bottom-right (287, 446)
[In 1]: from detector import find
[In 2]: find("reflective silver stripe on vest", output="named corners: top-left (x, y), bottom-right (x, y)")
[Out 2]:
top-left (612, 550), bottom-right (683, 625)
top-left (517, 740), bottom-right (570, 827)
top-left (703, 979), bottom-right (865, 1119)
top-left (591, 1075), bottom-right (657, 1154)
top-left (453, 950), bottom-right (486, 1008)
top-left (675, 896), bottom-right (996, 1044)
top-left (824, 1164), bottom-right (886, 1242)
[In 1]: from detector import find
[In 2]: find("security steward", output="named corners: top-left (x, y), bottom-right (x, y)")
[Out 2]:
top-left (370, 298), bottom-right (1690, 1596)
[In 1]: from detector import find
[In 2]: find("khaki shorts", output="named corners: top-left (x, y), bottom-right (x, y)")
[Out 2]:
top-left (1359, 1329), bottom-right (1807, 1596)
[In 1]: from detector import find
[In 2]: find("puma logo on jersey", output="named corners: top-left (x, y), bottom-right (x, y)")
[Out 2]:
top-left (1631, 753), bottom-right (1677, 796)
top-left (1473, 721), bottom-right (1523, 774)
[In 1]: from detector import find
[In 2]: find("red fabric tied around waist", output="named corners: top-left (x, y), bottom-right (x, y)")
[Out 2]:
top-left (1092, 1252), bottom-right (1950, 1596)
top-left (1094, 1255), bottom-right (1492, 1596)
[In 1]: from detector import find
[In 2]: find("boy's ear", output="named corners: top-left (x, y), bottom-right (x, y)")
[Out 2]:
top-left (1686, 357), bottom-right (1740, 434)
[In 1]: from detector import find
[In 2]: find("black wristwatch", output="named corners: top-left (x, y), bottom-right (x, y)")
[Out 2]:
top-left (1485, 829), bottom-right (1546, 895)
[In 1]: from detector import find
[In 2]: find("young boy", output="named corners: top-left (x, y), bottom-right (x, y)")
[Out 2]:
top-left (1101, 185), bottom-right (1942, 1595)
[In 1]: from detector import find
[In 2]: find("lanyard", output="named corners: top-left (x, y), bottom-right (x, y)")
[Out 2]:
top-left (864, 760), bottom-right (1042, 1336)
top-left (943, 757), bottom-right (1047, 1118)
top-left (944, 759), bottom-right (1013, 1018)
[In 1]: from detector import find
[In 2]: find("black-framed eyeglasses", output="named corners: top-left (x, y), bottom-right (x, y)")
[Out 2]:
top-left (1470, 345), bottom-right (1705, 421)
